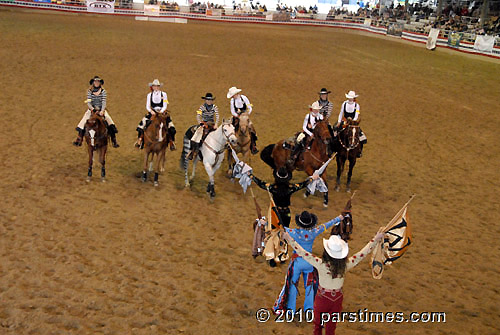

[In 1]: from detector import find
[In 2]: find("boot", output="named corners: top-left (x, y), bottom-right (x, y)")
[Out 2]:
top-left (73, 127), bottom-right (84, 146)
top-left (135, 128), bottom-right (144, 149)
top-left (168, 127), bottom-right (177, 151)
top-left (250, 132), bottom-right (259, 155)
top-left (108, 124), bottom-right (120, 148)
top-left (358, 142), bottom-right (364, 158)
top-left (289, 141), bottom-right (303, 164)
top-left (187, 141), bottom-right (199, 160)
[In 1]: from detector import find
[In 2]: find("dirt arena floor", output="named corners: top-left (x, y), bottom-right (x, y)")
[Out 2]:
top-left (1, 8), bottom-right (499, 335)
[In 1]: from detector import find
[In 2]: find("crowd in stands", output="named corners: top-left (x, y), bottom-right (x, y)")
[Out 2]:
top-left (190, 2), bottom-right (224, 13)
top-left (328, 3), bottom-right (499, 37)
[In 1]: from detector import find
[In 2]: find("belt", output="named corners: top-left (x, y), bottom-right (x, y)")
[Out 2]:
top-left (276, 206), bottom-right (290, 210)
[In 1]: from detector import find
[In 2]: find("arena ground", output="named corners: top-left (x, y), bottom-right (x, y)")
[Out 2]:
top-left (0, 8), bottom-right (499, 335)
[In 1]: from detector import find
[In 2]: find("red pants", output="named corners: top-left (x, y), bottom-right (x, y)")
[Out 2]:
top-left (313, 286), bottom-right (343, 335)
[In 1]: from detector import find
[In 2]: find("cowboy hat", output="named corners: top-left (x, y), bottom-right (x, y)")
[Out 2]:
top-left (318, 88), bottom-right (331, 95)
top-left (227, 87), bottom-right (242, 99)
top-left (345, 91), bottom-right (359, 99)
top-left (309, 101), bottom-right (322, 110)
top-left (323, 235), bottom-right (349, 259)
top-left (149, 79), bottom-right (163, 87)
top-left (295, 211), bottom-right (318, 229)
top-left (273, 167), bottom-right (292, 182)
top-left (201, 93), bottom-right (215, 100)
top-left (89, 76), bottom-right (104, 85)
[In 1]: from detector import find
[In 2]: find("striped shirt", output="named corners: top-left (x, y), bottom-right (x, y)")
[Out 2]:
top-left (87, 88), bottom-right (107, 111)
top-left (196, 103), bottom-right (219, 124)
top-left (318, 99), bottom-right (333, 119)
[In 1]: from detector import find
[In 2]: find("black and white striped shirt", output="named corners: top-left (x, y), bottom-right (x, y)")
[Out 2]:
top-left (87, 88), bottom-right (107, 111)
top-left (196, 103), bottom-right (219, 124)
top-left (318, 99), bottom-right (333, 119)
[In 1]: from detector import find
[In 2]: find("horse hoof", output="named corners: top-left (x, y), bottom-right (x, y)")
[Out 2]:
top-left (185, 183), bottom-right (190, 188)
top-left (346, 188), bottom-right (351, 193)
top-left (160, 168), bottom-right (165, 173)
top-left (154, 182), bottom-right (159, 187)
top-left (101, 178), bottom-right (106, 183)
top-left (323, 203), bottom-right (328, 208)
top-left (86, 177), bottom-right (91, 183)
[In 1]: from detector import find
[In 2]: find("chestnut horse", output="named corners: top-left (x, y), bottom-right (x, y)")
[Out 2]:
top-left (227, 112), bottom-right (252, 177)
top-left (333, 120), bottom-right (361, 193)
top-left (141, 113), bottom-right (170, 187)
top-left (84, 112), bottom-right (108, 182)
top-left (260, 120), bottom-right (333, 206)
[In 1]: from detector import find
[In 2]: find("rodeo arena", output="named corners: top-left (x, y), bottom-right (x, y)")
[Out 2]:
top-left (0, 0), bottom-right (499, 334)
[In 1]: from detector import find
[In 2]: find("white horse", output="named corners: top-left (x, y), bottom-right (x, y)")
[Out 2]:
top-left (180, 120), bottom-right (237, 199)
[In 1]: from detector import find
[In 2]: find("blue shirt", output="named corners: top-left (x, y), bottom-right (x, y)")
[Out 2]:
top-left (285, 216), bottom-right (342, 253)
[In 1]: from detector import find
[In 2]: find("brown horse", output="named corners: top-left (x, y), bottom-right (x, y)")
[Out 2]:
top-left (141, 113), bottom-right (170, 187)
top-left (260, 120), bottom-right (333, 206)
top-left (84, 112), bottom-right (108, 182)
top-left (333, 120), bottom-right (361, 193)
top-left (227, 112), bottom-right (252, 176)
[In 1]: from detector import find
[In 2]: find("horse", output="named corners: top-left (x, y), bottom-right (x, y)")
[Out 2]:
top-left (333, 119), bottom-right (361, 193)
top-left (141, 112), bottom-right (170, 187)
top-left (226, 112), bottom-right (252, 177)
top-left (84, 112), bottom-right (108, 182)
top-left (260, 120), bottom-right (334, 207)
top-left (180, 120), bottom-right (238, 199)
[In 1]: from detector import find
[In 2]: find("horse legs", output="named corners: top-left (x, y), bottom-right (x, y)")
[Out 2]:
top-left (227, 149), bottom-right (234, 179)
top-left (99, 147), bottom-right (106, 183)
top-left (346, 155), bottom-right (357, 193)
top-left (159, 148), bottom-right (166, 173)
top-left (204, 162), bottom-right (216, 199)
top-left (142, 151), bottom-right (150, 183)
top-left (335, 154), bottom-right (345, 192)
top-left (87, 147), bottom-right (93, 182)
top-left (322, 171), bottom-right (329, 207)
top-left (154, 151), bottom-right (162, 187)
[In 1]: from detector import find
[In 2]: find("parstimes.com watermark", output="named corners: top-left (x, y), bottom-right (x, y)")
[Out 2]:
top-left (255, 308), bottom-right (446, 324)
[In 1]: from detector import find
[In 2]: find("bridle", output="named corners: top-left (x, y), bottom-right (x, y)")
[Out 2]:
top-left (338, 124), bottom-right (360, 151)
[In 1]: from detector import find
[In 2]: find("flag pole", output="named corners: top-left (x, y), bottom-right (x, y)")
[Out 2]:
top-left (384, 194), bottom-right (416, 230)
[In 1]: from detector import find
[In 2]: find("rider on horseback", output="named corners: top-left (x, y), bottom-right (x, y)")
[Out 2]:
top-left (227, 86), bottom-right (258, 154)
top-left (187, 93), bottom-right (219, 160)
top-left (73, 76), bottom-right (119, 148)
top-left (335, 90), bottom-right (367, 157)
top-left (135, 79), bottom-right (176, 150)
top-left (289, 101), bottom-right (324, 163)
top-left (317, 88), bottom-right (334, 119)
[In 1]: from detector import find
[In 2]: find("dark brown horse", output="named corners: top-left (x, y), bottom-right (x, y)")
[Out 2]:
top-left (260, 120), bottom-right (333, 206)
top-left (333, 120), bottom-right (361, 193)
top-left (85, 112), bottom-right (108, 182)
top-left (141, 112), bottom-right (170, 187)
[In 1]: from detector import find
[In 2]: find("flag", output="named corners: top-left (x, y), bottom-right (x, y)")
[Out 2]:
top-left (230, 147), bottom-right (253, 193)
top-left (306, 156), bottom-right (335, 195)
top-left (263, 196), bottom-right (289, 263)
top-left (371, 196), bottom-right (414, 279)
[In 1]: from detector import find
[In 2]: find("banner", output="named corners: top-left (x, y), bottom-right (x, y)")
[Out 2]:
top-left (364, 18), bottom-right (372, 26)
top-left (447, 32), bottom-right (463, 48)
top-left (387, 22), bottom-right (404, 37)
top-left (206, 9), bottom-right (222, 16)
top-left (86, 0), bottom-right (115, 14)
top-left (473, 35), bottom-right (495, 53)
top-left (144, 4), bottom-right (160, 16)
top-left (426, 28), bottom-right (440, 50)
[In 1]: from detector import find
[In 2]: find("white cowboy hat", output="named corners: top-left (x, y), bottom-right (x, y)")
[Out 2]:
top-left (345, 91), bottom-right (358, 99)
top-left (149, 79), bottom-right (163, 87)
top-left (323, 235), bottom-right (349, 259)
top-left (227, 86), bottom-right (242, 99)
top-left (309, 101), bottom-right (322, 110)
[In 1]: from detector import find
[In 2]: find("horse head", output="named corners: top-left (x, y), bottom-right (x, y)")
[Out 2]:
top-left (314, 120), bottom-right (333, 153)
top-left (341, 121), bottom-right (361, 150)
top-left (85, 111), bottom-right (106, 148)
top-left (238, 112), bottom-right (250, 136)
top-left (221, 119), bottom-right (238, 146)
top-left (149, 112), bottom-right (168, 142)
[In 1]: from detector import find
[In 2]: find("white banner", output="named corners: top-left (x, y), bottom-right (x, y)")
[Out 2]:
top-left (426, 28), bottom-right (440, 50)
top-left (473, 35), bottom-right (495, 53)
top-left (364, 18), bottom-right (371, 26)
top-left (86, 0), bottom-right (115, 14)
top-left (144, 4), bottom-right (160, 16)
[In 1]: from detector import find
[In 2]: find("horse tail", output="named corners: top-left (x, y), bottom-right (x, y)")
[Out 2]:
top-left (260, 144), bottom-right (276, 170)
top-left (180, 132), bottom-right (191, 171)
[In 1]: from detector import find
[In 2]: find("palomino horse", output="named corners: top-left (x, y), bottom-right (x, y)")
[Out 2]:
top-left (141, 113), bottom-right (170, 187)
top-left (260, 120), bottom-right (333, 206)
top-left (84, 112), bottom-right (108, 182)
top-left (180, 120), bottom-right (237, 199)
top-left (333, 120), bottom-right (361, 193)
top-left (226, 112), bottom-right (252, 177)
